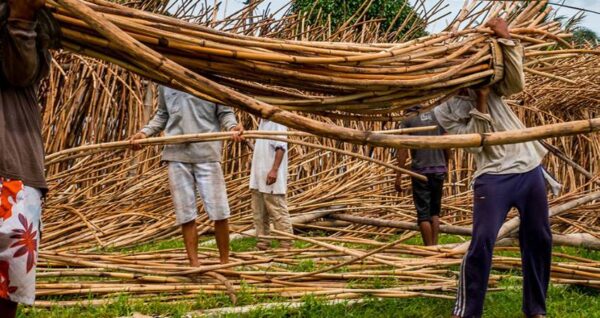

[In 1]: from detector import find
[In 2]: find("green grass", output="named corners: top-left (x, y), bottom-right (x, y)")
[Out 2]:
top-left (554, 246), bottom-right (600, 261)
top-left (20, 284), bottom-right (600, 318)
top-left (293, 240), bottom-right (312, 249)
top-left (113, 238), bottom-right (185, 253)
top-left (289, 259), bottom-right (317, 272)
top-left (347, 276), bottom-right (399, 289)
top-left (20, 295), bottom-right (193, 318)
top-left (100, 236), bottom-right (261, 254)
top-left (231, 237), bottom-right (259, 252)
top-left (257, 285), bottom-right (599, 318)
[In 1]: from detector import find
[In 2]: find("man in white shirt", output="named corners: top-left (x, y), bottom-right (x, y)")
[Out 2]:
top-left (249, 119), bottom-right (292, 250)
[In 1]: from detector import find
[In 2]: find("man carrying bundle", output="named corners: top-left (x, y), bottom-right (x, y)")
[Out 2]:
top-left (434, 18), bottom-right (555, 318)
top-left (0, 0), bottom-right (51, 316)
top-left (395, 107), bottom-right (450, 246)
top-left (249, 119), bottom-right (292, 250)
top-left (130, 87), bottom-right (244, 265)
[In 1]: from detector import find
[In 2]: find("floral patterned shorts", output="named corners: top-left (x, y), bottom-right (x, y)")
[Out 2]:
top-left (0, 178), bottom-right (42, 305)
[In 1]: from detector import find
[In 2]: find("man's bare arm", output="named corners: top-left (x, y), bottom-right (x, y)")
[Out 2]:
top-left (266, 148), bottom-right (285, 185)
top-left (475, 86), bottom-right (491, 114)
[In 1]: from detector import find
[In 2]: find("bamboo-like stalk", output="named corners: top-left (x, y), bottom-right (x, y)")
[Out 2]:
top-left (451, 191), bottom-right (600, 254)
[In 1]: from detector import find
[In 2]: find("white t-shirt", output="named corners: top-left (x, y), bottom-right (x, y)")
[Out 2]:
top-left (249, 120), bottom-right (288, 195)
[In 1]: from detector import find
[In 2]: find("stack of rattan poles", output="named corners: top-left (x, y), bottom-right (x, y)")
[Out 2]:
top-left (47, 0), bottom-right (574, 116)
top-left (48, 0), bottom-right (502, 114)
top-left (33, 242), bottom-right (600, 309)
top-left (46, 0), bottom-right (600, 149)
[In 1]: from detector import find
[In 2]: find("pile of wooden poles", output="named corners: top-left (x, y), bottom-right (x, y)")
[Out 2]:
top-left (43, 0), bottom-right (600, 149)
top-left (46, 0), bottom-right (587, 116)
top-left (50, 0), bottom-right (508, 115)
top-left (34, 236), bottom-right (600, 309)
top-left (32, 0), bottom-right (600, 310)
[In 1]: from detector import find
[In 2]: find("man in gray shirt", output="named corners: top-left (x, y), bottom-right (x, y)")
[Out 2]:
top-left (395, 107), bottom-right (450, 246)
top-left (131, 86), bottom-right (244, 265)
top-left (435, 18), bottom-right (551, 318)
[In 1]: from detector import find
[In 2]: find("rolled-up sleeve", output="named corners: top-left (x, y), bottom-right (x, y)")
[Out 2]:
top-left (141, 87), bottom-right (169, 137)
top-left (216, 104), bottom-right (238, 131)
top-left (268, 122), bottom-right (288, 151)
top-left (269, 139), bottom-right (287, 152)
top-left (493, 39), bottom-right (525, 97)
top-left (434, 97), bottom-right (494, 154)
top-left (1, 19), bottom-right (49, 87)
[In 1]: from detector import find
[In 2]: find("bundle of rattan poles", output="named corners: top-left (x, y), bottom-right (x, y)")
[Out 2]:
top-left (46, 0), bottom-right (600, 149)
top-left (50, 0), bottom-right (506, 114)
top-left (46, 0), bottom-right (582, 114)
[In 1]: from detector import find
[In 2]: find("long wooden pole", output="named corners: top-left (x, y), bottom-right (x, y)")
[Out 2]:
top-left (331, 214), bottom-right (600, 250)
top-left (451, 190), bottom-right (600, 254)
top-left (44, 131), bottom-right (427, 180)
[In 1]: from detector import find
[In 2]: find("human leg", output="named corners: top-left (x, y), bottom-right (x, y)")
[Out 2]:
top-left (514, 167), bottom-right (552, 317)
top-left (0, 298), bottom-right (17, 318)
top-left (251, 191), bottom-right (270, 250)
top-left (263, 193), bottom-right (293, 248)
top-left (193, 163), bottom-right (231, 264)
top-left (214, 219), bottom-right (230, 264)
top-left (418, 221), bottom-right (434, 246)
top-left (167, 162), bottom-right (199, 265)
top-left (411, 177), bottom-right (433, 246)
top-left (181, 220), bottom-right (199, 266)
top-left (431, 215), bottom-right (440, 245)
top-left (453, 174), bottom-right (514, 317)
top-left (429, 173), bottom-right (445, 245)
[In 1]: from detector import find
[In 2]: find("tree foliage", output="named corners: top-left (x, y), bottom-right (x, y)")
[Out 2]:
top-left (292, 0), bottom-right (426, 39)
top-left (553, 15), bottom-right (599, 47)
top-left (572, 27), bottom-right (599, 47)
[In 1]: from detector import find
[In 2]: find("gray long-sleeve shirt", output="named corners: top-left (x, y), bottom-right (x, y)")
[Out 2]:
top-left (433, 39), bottom-right (561, 194)
top-left (0, 13), bottom-right (51, 191)
top-left (141, 86), bottom-right (238, 163)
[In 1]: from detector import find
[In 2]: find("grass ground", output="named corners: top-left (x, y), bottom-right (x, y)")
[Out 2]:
top-left (19, 235), bottom-right (600, 318)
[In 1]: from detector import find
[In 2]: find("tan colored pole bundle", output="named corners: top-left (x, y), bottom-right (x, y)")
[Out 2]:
top-left (47, 0), bottom-right (600, 149)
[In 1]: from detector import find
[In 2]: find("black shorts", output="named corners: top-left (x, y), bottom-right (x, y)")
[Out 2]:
top-left (411, 173), bottom-right (445, 223)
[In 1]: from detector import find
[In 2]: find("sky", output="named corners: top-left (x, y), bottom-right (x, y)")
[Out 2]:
top-left (218, 0), bottom-right (600, 34)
